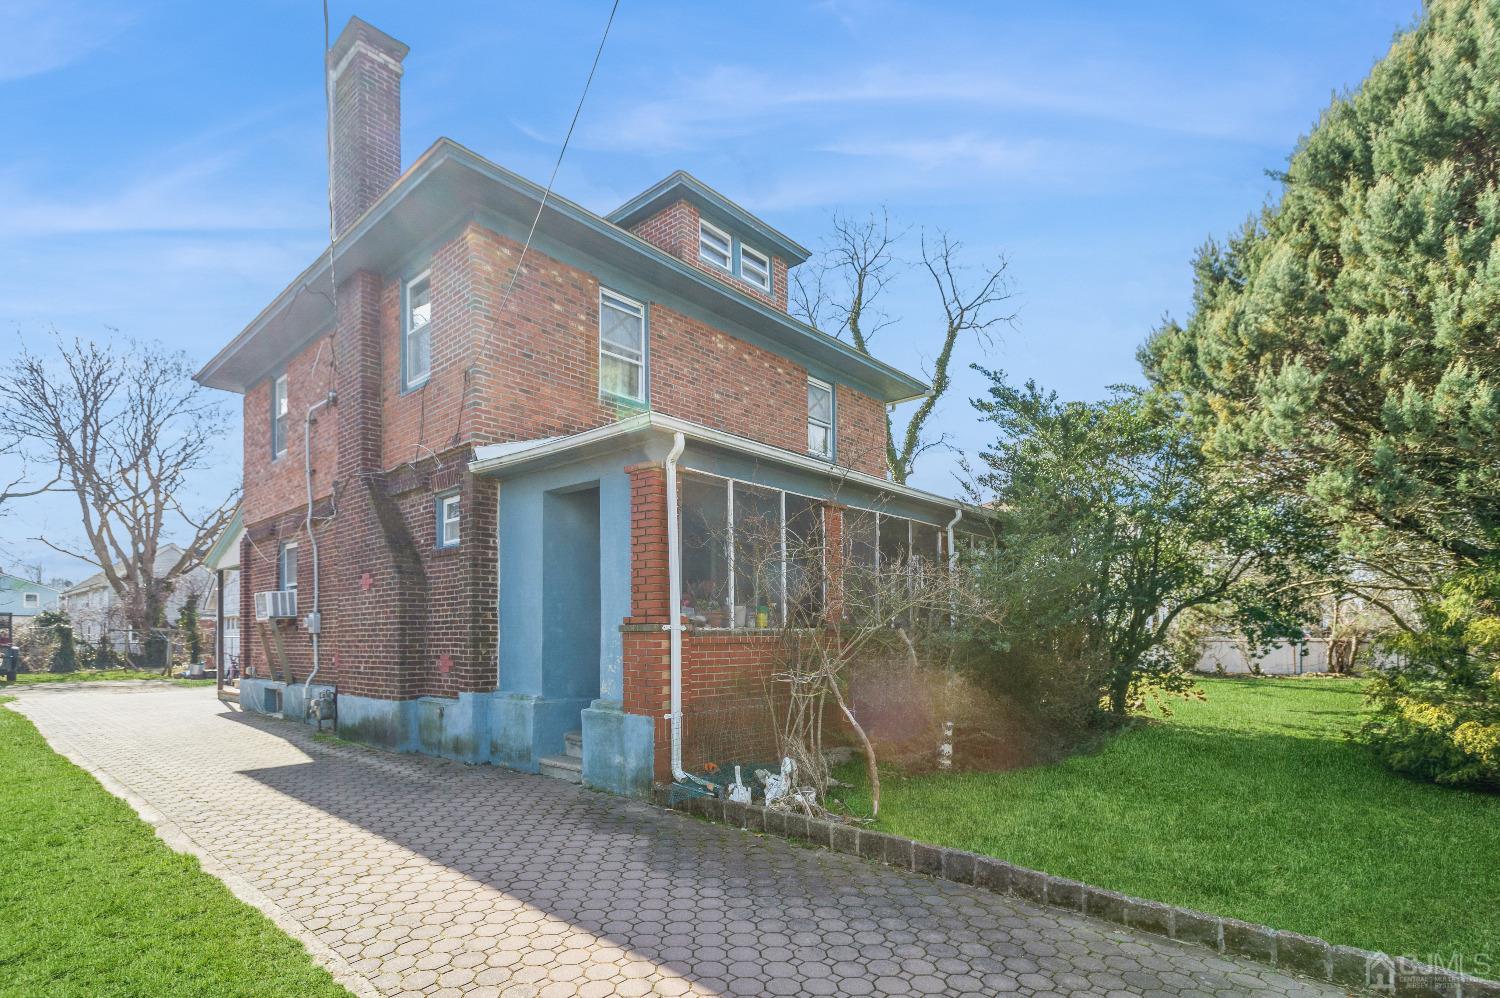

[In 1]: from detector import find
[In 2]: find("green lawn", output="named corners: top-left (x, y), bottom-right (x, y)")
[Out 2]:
top-left (3, 669), bottom-right (214, 686)
top-left (0, 698), bottom-right (348, 997)
top-left (839, 676), bottom-right (1500, 961)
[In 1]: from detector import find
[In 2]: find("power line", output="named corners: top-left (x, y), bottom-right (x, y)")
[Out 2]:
top-left (495, 0), bottom-right (621, 316)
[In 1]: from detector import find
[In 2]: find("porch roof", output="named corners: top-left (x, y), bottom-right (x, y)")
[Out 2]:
top-left (468, 412), bottom-right (990, 520)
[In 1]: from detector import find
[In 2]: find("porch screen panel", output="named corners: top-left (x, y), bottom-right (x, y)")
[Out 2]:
top-left (785, 494), bottom-right (824, 625)
top-left (732, 482), bottom-right (783, 627)
top-left (842, 508), bottom-right (878, 623)
top-left (910, 521), bottom-right (940, 624)
top-left (878, 514), bottom-right (911, 625)
top-left (681, 474), bottom-right (730, 626)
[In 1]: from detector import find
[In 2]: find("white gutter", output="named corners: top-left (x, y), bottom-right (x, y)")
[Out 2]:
top-left (946, 508), bottom-right (963, 571)
top-left (470, 412), bottom-right (990, 520)
top-left (663, 431), bottom-right (691, 783)
top-left (303, 390), bottom-right (337, 696)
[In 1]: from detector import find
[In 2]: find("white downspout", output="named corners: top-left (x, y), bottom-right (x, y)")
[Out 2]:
top-left (664, 431), bottom-right (691, 783)
top-left (939, 507), bottom-right (963, 770)
top-left (303, 390), bottom-right (337, 696)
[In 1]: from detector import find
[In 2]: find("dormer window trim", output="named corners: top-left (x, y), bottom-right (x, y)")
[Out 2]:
top-left (698, 219), bottom-right (733, 272)
top-left (739, 244), bottom-right (771, 293)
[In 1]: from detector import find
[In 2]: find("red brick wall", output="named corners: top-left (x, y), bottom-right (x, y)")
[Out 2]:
top-left (242, 335), bottom-right (338, 528)
top-left (837, 384), bottom-right (889, 478)
top-left (464, 222), bottom-right (886, 476)
top-left (627, 199), bottom-right (790, 312)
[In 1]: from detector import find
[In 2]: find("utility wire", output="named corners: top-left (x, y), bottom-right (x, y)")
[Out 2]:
top-left (494, 0), bottom-right (621, 316)
top-left (450, 0), bottom-right (621, 446)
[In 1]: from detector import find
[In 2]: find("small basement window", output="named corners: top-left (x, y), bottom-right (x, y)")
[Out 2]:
top-left (698, 219), bottom-right (732, 271)
top-left (437, 491), bottom-right (461, 548)
top-left (739, 245), bottom-right (771, 291)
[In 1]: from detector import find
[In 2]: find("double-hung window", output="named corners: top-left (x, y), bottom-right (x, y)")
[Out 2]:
top-left (807, 377), bottom-right (834, 459)
top-left (437, 491), bottom-right (461, 549)
top-left (403, 273), bottom-right (432, 389)
top-left (278, 541), bottom-right (299, 592)
top-left (698, 219), bottom-right (732, 271)
top-left (599, 289), bottom-right (646, 402)
top-left (739, 244), bottom-right (771, 292)
top-left (271, 374), bottom-right (289, 459)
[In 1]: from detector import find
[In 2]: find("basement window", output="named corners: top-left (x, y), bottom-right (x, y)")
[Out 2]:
top-left (403, 272), bottom-right (432, 390)
top-left (739, 244), bottom-right (771, 292)
top-left (599, 288), bottom-right (646, 402)
top-left (698, 219), bottom-right (732, 271)
top-left (437, 491), bottom-right (461, 549)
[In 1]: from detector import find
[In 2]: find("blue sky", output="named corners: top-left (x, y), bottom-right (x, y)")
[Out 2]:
top-left (2, 0), bottom-right (1419, 581)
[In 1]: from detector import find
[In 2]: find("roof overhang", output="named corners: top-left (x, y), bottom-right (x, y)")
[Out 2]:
top-left (606, 170), bottom-right (812, 265)
top-left (195, 141), bottom-right (926, 404)
top-left (469, 412), bottom-right (989, 519)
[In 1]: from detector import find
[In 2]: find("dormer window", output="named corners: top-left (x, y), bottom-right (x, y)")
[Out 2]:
top-left (698, 219), bottom-right (732, 272)
top-left (739, 245), bottom-right (771, 292)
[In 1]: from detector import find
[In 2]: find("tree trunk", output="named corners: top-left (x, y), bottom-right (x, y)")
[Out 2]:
top-left (828, 674), bottom-right (880, 819)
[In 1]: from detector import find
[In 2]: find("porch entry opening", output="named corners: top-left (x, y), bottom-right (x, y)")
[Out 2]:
top-left (542, 484), bottom-right (602, 732)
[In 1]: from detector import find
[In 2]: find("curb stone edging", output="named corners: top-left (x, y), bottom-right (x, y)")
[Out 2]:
top-left (654, 788), bottom-right (1500, 997)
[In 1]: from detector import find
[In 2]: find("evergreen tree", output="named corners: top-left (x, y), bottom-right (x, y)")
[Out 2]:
top-left (1142, 0), bottom-right (1500, 786)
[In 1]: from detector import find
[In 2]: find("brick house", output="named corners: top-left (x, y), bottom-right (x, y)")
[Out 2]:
top-left (194, 17), bottom-right (982, 797)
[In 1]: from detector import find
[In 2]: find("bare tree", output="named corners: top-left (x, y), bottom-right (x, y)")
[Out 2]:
top-left (1, 335), bottom-right (238, 670)
top-left (792, 210), bottom-right (1017, 484)
top-left (727, 502), bottom-right (998, 820)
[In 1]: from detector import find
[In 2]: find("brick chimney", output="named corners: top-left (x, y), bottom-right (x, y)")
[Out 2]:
top-left (327, 17), bottom-right (408, 238)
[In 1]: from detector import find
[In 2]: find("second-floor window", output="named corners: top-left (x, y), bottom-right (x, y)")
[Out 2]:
top-left (740, 245), bottom-right (771, 292)
top-left (599, 289), bottom-right (646, 402)
top-left (807, 377), bottom-right (834, 459)
top-left (698, 219), bottom-right (732, 271)
top-left (271, 373), bottom-right (289, 459)
top-left (403, 273), bottom-right (432, 389)
top-left (437, 491), bottom-right (460, 548)
top-left (278, 541), bottom-right (299, 592)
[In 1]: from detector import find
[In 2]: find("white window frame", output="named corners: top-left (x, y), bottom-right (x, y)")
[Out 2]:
top-left (23, 593), bottom-right (38, 608)
top-left (278, 541), bottom-right (299, 592)
top-left (807, 376), bottom-right (835, 459)
top-left (403, 271), bottom-right (432, 390)
top-left (698, 219), bottom-right (732, 272)
top-left (679, 469), bottom-right (829, 630)
top-left (271, 373), bottom-right (290, 459)
top-left (739, 244), bottom-right (771, 292)
top-left (437, 492), bottom-right (461, 549)
top-left (598, 288), bottom-right (647, 403)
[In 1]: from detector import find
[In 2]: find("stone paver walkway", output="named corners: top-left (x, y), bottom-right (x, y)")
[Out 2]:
top-left (8, 685), bottom-right (1344, 997)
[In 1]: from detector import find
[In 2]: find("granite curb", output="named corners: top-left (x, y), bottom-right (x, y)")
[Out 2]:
top-left (656, 788), bottom-right (1499, 997)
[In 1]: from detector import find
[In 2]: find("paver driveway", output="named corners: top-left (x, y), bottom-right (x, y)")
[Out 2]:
top-left (8, 684), bottom-right (1343, 997)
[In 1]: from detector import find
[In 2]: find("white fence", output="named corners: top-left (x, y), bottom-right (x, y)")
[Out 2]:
top-left (1194, 637), bottom-right (1400, 675)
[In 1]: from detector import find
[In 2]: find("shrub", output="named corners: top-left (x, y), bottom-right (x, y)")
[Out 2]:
top-left (1356, 569), bottom-right (1500, 790)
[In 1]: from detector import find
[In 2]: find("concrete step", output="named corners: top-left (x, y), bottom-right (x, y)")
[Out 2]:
top-left (564, 730), bottom-right (583, 759)
top-left (538, 753), bottom-right (582, 783)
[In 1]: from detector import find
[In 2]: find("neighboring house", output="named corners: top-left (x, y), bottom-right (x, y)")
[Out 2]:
top-left (203, 506), bottom-right (244, 680)
top-left (193, 18), bottom-right (984, 797)
top-left (0, 575), bottom-right (61, 622)
top-left (60, 544), bottom-right (213, 654)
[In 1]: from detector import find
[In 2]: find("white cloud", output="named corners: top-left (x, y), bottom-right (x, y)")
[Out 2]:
top-left (0, 0), bottom-right (133, 83)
